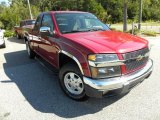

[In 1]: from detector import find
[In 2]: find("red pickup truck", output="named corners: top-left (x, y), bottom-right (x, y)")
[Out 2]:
top-left (14, 19), bottom-right (35, 39)
top-left (25, 11), bottom-right (153, 100)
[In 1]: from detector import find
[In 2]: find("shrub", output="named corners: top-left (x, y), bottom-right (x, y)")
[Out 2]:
top-left (110, 28), bottom-right (123, 32)
top-left (142, 30), bottom-right (157, 36)
top-left (128, 28), bottom-right (140, 35)
top-left (0, 21), bottom-right (4, 28)
top-left (4, 30), bottom-right (15, 37)
top-left (110, 27), bottom-right (116, 30)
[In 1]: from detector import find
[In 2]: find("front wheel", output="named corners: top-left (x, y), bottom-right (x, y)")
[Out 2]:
top-left (59, 63), bottom-right (88, 100)
top-left (26, 41), bottom-right (36, 59)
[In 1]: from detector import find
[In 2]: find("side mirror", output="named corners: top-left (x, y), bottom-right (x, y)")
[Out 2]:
top-left (40, 26), bottom-right (55, 37)
top-left (40, 26), bottom-right (50, 33)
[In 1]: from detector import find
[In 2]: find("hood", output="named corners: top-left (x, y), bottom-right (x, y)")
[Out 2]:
top-left (63, 30), bottom-right (148, 54)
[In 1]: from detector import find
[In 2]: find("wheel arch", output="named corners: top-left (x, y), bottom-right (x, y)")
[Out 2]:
top-left (24, 36), bottom-right (28, 43)
top-left (59, 50), bottom-right (84, 75)
top-left (24, 32), bottom-right (29, 41)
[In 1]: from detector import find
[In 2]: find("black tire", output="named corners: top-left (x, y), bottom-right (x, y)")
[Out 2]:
top-left (16, 33), bottom-right (21, 39)
top-left (1, 42), bottom-right (6, 48)
top-left (26, 41), bottom-right (36, 59)
top-left (59, 63), bottom-right (88, 101)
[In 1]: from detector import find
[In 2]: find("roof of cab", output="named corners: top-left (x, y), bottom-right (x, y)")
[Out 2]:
top-left (43, 11), bottom-right (88, 14)
top-left (52, 11), bottom-right (87, 13)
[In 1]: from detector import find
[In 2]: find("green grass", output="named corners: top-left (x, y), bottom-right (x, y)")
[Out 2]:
top-left (128, 29), bottom-right (140, 35)
top-left (142, 30), bottom-right (157, 36)
top-left (141, 21), bottom-right (160, 26)
top-left (110, 26), bottom-right (157, 37)
top-left (111, 21), bottom-right (160, 26)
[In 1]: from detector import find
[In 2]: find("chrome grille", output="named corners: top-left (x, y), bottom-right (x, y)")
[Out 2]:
top-left (123, 47), bottom-right (149, 72)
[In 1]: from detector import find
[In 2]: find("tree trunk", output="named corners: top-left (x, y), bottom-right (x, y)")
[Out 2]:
top-left (123, 0), bottom-right (127, 32)
top-left (138, 0), bottom-right (142, 30)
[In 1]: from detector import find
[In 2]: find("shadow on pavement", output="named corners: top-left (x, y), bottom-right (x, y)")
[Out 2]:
top-left (2, 50), bottom-right (124, 118)
top-left (7, 37), bottom-right (24, 44)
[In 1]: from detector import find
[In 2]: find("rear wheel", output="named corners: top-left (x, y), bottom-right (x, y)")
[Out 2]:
top-left (59, 63), bottom-right (88, 100)
top-left (26, 41), bottom-right (36, 59)
top-left (16, 33), bottom-right (21, 39)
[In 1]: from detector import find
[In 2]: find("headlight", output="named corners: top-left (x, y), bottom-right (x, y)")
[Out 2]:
top-left (90, 66), bottom-right (121, 79)
top-left (88, 54), bottom-right (119, 62)
top-left (88, 54), bottom-right (121, 78)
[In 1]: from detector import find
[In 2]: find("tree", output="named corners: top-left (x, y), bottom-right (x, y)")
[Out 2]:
top-left (123, 0), bottom-right (127, 32)
top-left (82, 0), bottom-right (107, 21)
top-left (1, 0), bottom-right (160, 30)
top-left (0, 0), bottom-right (39, 29)
top-left (97, 0), bottom-right (123, 23)
top-left (143, 0), bottom-right (160, 21)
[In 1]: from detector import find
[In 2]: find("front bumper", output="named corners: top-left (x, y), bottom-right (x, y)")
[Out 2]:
top-left (83, 59), bottom-right (153, 98)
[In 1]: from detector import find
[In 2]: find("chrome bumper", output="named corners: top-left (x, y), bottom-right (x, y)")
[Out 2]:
top-left (83, 59), bottom-right (153, 97)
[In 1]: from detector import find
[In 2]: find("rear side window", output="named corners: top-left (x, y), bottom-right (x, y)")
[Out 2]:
top-left (26, 20), bottom-right (35, 25)
top-left (20, 21), bottom-right (25, 27)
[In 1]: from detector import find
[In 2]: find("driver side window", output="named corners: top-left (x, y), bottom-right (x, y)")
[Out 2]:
top-left (41, 14), bottom-right (54, 32)
top-left (34, 15), bottom-right (42, 31)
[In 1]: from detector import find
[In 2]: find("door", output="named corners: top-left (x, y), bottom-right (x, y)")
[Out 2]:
top-left (31, 14), bottom-right (42, 53)
top-left (39, 14), bottom-right (58, 67)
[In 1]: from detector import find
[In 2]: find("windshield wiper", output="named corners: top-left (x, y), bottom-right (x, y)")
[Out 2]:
top-left (63, 30), bottom-right (84, 34)
top-left (63, 28), bottom-right (105, 34)
top-left (89, 28), bottom-right (105, 31)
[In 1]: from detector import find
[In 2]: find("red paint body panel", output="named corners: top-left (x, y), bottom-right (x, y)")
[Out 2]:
top-left (63, 30), bottom-right (148, 54)
top-left (28, 11), bottom-right (149, 77)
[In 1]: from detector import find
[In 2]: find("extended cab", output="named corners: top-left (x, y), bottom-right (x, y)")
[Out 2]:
top-left (25, 11), bottom-right (153, 100)
top-left (14, 19), bottom-right (35, 39)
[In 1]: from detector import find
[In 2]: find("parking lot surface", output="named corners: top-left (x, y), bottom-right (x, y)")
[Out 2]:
top-left (0, 37), bottom-right (160, 120)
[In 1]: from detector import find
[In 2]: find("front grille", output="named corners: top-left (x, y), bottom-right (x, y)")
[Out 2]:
top-left (125, 57), bottom-right (149, 71)
top-left (123, 47), bottom-right (149, 72)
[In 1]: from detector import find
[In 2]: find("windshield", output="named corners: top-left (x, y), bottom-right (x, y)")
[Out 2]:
top-left (26, 20), bottom-right (35, 25)
top-left (54, 13), bottom-right (110, 34)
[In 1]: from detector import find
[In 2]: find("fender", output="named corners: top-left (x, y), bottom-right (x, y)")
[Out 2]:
top-left (59, 50), bottom-right (84, 75)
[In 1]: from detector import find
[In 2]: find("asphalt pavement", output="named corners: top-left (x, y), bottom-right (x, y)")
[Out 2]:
top-left (0, 36), bottom-right (160, 120)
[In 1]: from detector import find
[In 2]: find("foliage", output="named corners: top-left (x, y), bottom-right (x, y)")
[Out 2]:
top-left (127, 28), bottom-right (157, 36)
top-left (0, 0), bottom-right (39, 29)
top-left (110, 28), bottom-right (116, 31)
top-left (4, 30), bottom-right (15, 37)
top-left (97, 0), bottom-right (123, 23)
top-left (0, 0), bottom-right (160, 30)
top-left (127, 0), bottom-right (139, 21)
top-left (143, 0), bottom-right (160, 21)
top-left (142, 30), bottom-right (157, 36)
top-left (82, 0), bottom-right (107, 21)
top-left (50, 0), bottom-right (107, 22)
top-left (128, 28), bottom-right (140, 35)
top-left (0, 21), bottom-right (4, 28)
